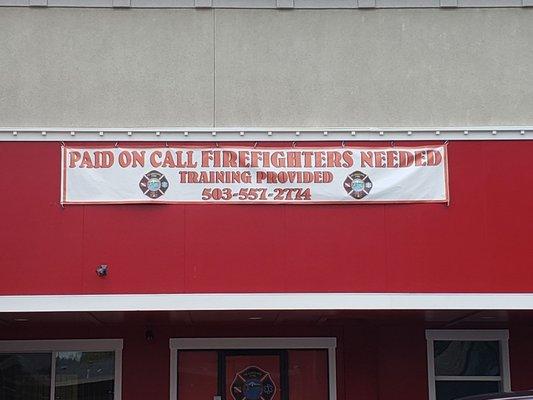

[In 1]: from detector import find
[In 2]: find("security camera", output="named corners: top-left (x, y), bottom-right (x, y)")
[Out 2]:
top-left (96, 264), bottom-right (108, 277)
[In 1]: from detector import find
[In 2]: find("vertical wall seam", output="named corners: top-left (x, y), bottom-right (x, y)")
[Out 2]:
top-left (213, 8), bottom-right (216, 127)
top-left (81, 205), bottom-right (86, 292)
top-left (182, 205), bottom-right (186, 292)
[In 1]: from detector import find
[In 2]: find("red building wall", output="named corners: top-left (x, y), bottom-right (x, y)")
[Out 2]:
top-left (1, 140), bottom-right (532, 295)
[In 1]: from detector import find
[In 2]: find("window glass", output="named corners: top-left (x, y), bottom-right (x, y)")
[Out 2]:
top-left (288, 350), bottom-right (329, 400)
top-left (54, 351), bottom-right (115, 400)
top-left (0, 353), bottom-right (51, 400)
top-left (435, 381), bottom-right (500, 400)
top-left (434, 341), bottom-right (500, 376)
top-left (178, 351), bottom-right (218, 400)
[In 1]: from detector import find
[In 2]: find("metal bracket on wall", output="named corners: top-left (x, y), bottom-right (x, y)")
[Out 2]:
top-left (440, 0), bottom-right (458, 7)
top-left (112, 0), bottom-right (130, 7)
top-left (277, 0), bottom-right (294, 8)
top-left (357, 0), bottom-right (376, 8)
top-left (195, 0), bottom-right (213, 7)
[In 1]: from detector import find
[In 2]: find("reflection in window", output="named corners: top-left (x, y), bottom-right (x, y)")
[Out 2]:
top-left (0, 353), bottom-right (52, 400)
top-left (428, 334), bottom-right (507, 400)
top-left (434, 341), bottom-right (500, 377)
top-left (55, 352), bottom-right (115, 400)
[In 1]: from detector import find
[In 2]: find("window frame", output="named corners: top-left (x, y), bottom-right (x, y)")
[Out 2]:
top-left (169, 337), bottom-right (337, 400)
top-left (426, 330), bottom-right (511, 400)
top-left (0, 339), bottom-right (123, 400)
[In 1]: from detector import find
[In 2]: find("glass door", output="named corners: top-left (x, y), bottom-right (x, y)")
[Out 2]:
top-left (220, 350), bottom-right (288, 400)
top-left (176, 348), bottom-right (328, 400)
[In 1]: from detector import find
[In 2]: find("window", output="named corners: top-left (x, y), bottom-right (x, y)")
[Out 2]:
top-left (426, 330), bottom-right (511, 400)
top-left (0, 340), bottom-right (122, 400)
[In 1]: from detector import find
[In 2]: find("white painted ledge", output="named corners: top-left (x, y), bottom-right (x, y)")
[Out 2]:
top-left (1, 0), bottom-right (532, 8)
top-left (3, 293), bottom-right (533, 312)
top-left (0, 126), bottom-right (532, 141)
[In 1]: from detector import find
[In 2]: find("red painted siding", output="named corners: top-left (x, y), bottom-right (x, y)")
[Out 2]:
top-left (1, 141), bottom-right (532, 295)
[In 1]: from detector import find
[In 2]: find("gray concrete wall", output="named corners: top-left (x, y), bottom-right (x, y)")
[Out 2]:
top-left (0, 7), bottom-right (532, 127)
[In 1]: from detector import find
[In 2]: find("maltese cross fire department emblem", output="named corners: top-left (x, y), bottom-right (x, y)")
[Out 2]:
top-left (230, 366), bottom-right (276, 400)
top-left (343, 170), bottom-right (373, 199)
top-left (139, 170), bottom-right (169, 199)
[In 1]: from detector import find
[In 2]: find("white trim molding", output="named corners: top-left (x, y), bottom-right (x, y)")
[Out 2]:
top-left (4, 293), bottom-right (533, 312)
top-left (0, 338), bottom-right (123, 352)
top-left (426, 330), bottom-right (511, 400)
top-left (426, 330), bottom-right (509, 341)
top-left (169, 337), bottom-right (337, 400)
top-left (170, 337), bottom-right (337, 350)
top-left (0, 126), bottom-right (532, 142)
top-left (0, 0), bottom-right (532, 8)
top-left (0, 339), bottom-right (123, 400)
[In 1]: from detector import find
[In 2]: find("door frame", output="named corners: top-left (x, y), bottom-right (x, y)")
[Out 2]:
top-left (169, 337), bottom-right (337, 400)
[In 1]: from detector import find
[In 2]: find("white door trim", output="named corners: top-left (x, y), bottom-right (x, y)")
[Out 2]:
top-left (169, 337), bottom-right (337, 400)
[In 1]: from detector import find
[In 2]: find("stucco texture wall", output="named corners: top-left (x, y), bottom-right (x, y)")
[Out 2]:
top-left (0, 7), bottom-right (532, 127)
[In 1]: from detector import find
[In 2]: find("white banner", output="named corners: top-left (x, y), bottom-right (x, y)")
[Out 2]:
top-left (61, 145), bottom-right (448, 204)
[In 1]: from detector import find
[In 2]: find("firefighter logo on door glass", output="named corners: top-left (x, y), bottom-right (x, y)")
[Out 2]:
top-left (139, 170), bottom-right (169, 199)
top-left (344, 170), bottom-right (373, 199)
top-left (231, 366), bottom-right (276, 400)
